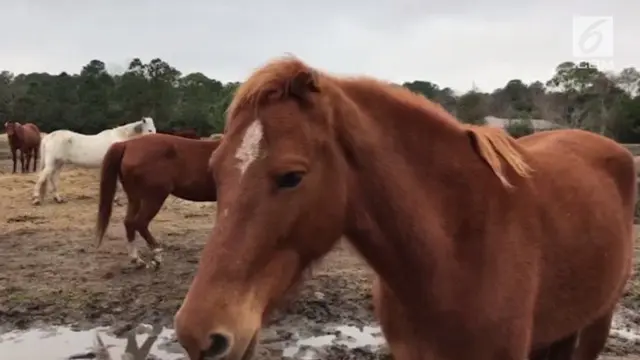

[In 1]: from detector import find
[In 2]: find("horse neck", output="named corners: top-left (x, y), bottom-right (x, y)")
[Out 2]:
top-left (11, 126), bottom-right (26, 145)
top-left (7, 133), bottom-right (20, 147)
top-left (335, 80), bottom-right (482, 305)
top-left (110, 124), bottom-right (136, 140)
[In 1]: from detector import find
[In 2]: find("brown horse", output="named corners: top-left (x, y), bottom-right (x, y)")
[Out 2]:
top-left (4, 121), bottom-right (41, 173)
top-left (95, 133), bottom-right (221, 269)
top-left (173, 56), bottom-right (636, 360)
top-left (159, 129), bottom-right (200, 139)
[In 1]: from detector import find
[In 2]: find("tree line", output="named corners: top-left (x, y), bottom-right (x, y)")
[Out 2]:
top-left (2, 58), bottom-right (640, 142)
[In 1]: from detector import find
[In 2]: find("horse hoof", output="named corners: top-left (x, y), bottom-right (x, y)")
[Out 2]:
top-left (32, 199), bottom-right (41, 206)
top-left (149, 260), bottom-right (161, 271)
top-left (130, 258), bottom-right (147, 269)
top-left (54, 197), bottom-right (65, 204)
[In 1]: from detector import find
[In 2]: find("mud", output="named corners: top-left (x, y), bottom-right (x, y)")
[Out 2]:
top-left (1, 143), bottom-right (640, 359)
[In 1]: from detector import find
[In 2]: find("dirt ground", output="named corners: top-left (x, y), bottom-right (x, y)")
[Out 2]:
top-left (0, 134), bottom-right (640, 359)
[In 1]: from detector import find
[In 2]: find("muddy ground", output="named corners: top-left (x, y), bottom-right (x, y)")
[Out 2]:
top-left (0, 135), bottom-right (640, 359)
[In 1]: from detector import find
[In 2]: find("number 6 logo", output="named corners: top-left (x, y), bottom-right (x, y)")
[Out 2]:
top-left (579, 19), bottom-right (607, 55)
top-left (572, 16), bottom-right (613, 58)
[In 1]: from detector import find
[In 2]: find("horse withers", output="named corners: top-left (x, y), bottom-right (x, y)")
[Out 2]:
top-left (4, 121), bottom-right (41, 173)
top-left (32, 117), bottom-right (156, 205)
top-left (95, 133), bottom-right (222, 269)
top-left (173, 56), bottom-right (636, 360)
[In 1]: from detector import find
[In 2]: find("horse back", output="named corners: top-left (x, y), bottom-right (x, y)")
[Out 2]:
top-left (519, 129), bottom-right (635, 209)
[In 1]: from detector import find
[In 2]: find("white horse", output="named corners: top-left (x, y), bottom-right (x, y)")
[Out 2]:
top-left (32, 117), bottom-right (157, 205)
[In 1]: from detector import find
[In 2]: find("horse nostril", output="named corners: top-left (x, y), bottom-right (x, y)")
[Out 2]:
top-left (202, 333), bottom-right (232, 358)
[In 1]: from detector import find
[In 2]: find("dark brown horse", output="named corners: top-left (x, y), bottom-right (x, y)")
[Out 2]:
top-left (95, 133), bottom-right (221, 269)
top-left (173, 56), bottom-right (636, 360)
top-left (159, 129), bottom-right (200, 139)
top-left (4, 121), bottom-right (41, 173)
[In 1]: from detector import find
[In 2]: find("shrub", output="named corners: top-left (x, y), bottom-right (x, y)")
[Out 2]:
top-left (505, 119), bottom-right (535, 138)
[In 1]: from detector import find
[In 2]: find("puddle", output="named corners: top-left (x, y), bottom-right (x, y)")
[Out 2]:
top-left (0, 325), bottom-right (185, 360)
top-left (282, 325), bottom-right (384, 358)
top-left (0, 323), bottom-right (385, 360)
top-left (3, 311), bottom-right (636, 360)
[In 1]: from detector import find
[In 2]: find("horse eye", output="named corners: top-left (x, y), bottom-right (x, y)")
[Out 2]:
top-left (276, 171), bottom-right (304, 189)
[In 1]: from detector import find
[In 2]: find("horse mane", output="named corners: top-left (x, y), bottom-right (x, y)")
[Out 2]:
top-left (228, 55), bottom-right (532, 188)
top-left (114, 121), bottom-right (137, 132)
top-left (465, 124), bottom-right (533, 188)
top-left (227, 55), bottom-right (323, 121)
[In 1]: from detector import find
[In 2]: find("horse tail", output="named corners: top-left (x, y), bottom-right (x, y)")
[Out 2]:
top-left (95, 141), bottom-right (126, 248)
top-left (37, 136), bottom-right (47, 172)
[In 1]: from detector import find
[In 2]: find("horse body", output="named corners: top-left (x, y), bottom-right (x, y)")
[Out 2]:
top-left (95, 133), bottom-right (221, 268)
top-left (42, 130), bottom-right (131, 167)
top-left (4, 121), bottom-right (41, 173)
top-left (367, 128), bottom-right (634, 359)
top-left (32, 117), bottom-right (157, 205)
top-left (172, 129), bottom-right (199, 139)
top-left (159, 129), bottom-right (200, 139)
top-left (173, 57), bottom-right (636, 360)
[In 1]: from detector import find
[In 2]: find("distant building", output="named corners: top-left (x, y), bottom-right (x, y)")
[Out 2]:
top-left (484, 116), bottom-right (562, 131)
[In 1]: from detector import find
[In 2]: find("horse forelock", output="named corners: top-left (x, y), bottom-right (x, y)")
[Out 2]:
top-left (466, 125), bottom-right (533, 188)
top-left (227, 55), bottom-right (322, 122)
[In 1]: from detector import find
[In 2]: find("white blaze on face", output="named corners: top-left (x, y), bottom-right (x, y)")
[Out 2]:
top-left (234, 120), bottom-right (264, 176)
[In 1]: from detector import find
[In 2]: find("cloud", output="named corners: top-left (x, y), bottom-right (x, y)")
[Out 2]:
top-left (0, 0), bottom-right (637, 92)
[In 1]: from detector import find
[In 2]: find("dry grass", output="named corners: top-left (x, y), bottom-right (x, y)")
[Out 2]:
top-left (0, 167), bottom-right (218, 235)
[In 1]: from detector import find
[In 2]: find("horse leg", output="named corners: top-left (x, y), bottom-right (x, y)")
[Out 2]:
top-left (11, 149), bottom-right (16, 173)
top-left (113, 179), bottom-right (124, 206)
top-left (19, 150), bottom-right (25, 173)
top-left (32, 163), bottom-right (53, 205)
top-left (527, 308), bottom-right (614, 360)
top-left (33, 146), bottom-right (38, 172)
top-left (24, 149), bottom-right (32, 173)
top-left (50, 164), bottom-right (65, 203)
top-left (135, 194), bottom-right (169, 270)
top-left (529, 333), bottom-right (578, 360)
top-left (123, 197), bottom-right (146, 268)
top-left (571, 309), bottom-right (615, 360)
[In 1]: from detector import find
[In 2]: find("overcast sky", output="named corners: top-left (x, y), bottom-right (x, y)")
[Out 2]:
top-left (1, 1), bottom-right (637, 93)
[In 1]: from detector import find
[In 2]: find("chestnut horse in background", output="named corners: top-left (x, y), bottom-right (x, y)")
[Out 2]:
top-left (159, 129), bottom-right (200, 139)
top-left (4, 121), bottom-right (41, 173)
top-left (174, 56), bottom-right (636, 360)
top-left (95, 133), bottom-right (221, 269)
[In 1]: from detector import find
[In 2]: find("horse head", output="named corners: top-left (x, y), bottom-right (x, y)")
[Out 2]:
top-left (130, 117), bottom-right (157, 137)
top-left (4, 121), bottom-right (19, 136)
top-left (174, 56), bottom-right (345, 360)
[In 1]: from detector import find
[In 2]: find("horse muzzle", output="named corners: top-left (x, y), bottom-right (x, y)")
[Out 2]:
top-left (197, 332), bottom-right (257, 360)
